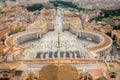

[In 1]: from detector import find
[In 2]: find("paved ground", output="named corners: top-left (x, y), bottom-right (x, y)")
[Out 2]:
top-left (21, 31), bottom-right (97, 50)
top-left (20, 31), bottom-right (97, 54)
top-left (20, 8), bottom-right (97, 59)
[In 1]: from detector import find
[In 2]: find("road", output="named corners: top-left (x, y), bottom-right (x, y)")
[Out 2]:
top-left (55, 7), bottom-right (63, 33)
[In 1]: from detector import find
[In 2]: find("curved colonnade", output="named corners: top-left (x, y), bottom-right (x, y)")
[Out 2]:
top-left (5, 22), bottom-right (112, 59)
top-left (63, 22), bottom-right (113, 58)
top-left (5, 22), bottom-right (54, 47)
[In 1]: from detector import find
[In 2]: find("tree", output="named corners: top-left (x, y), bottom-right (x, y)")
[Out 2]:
top-left (8, 27), bottom-right (21, 35)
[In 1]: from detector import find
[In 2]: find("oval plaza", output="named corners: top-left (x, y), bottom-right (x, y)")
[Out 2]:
top-left (5, 8), bottom-right (112, 61)
top-left (0, 4), bottom-right (119, 80)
